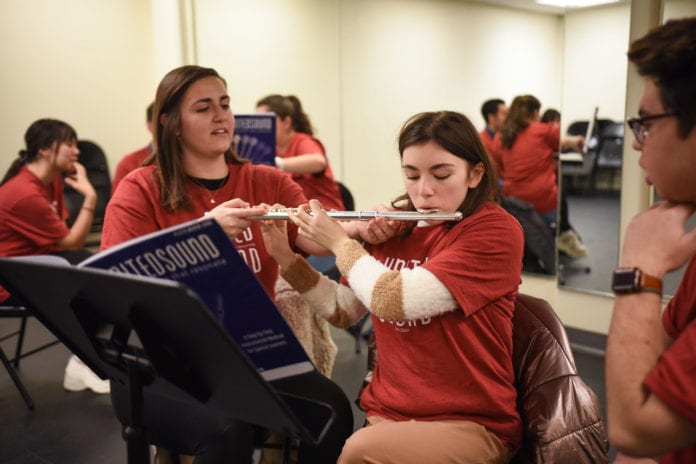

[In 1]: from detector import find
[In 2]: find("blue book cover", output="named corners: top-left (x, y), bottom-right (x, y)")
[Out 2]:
top-left (79, 218), bottom-right (314, 381)
top-left (233, 113), bottom-right (276, 166)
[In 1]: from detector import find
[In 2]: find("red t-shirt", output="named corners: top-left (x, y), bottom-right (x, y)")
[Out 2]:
top-left (480, 128), bottom-right (503, 176)
top-left (643, 257), bottom-right (696, 463)
top-left (360, 202), bottom-right (524, 453)
top-left (112, 144), bottom-right (151, 195)
top-left (0, 166), bottom-right (69, 302)
top-left (102, 162), bottom-right (306, 298)
top-left (494, 122), bottom-right (559, 214)
top-left (278, 133), bottom-right (344, 211)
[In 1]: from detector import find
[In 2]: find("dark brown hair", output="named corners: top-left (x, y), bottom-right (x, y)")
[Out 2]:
top-left (481, 98), bottom-right (505, 124)
top-left (393, 111), bottom-right (498, 236)
top-left (2, 119), bottom-right (77, 185)
top-left (628, 17), bottom-right (696, 139)
top-left (151, 65), bottom-right (246, 212)
top-left (256, 94), bottom-right (314, 135)
top-left (500, 95), bottom-right (541, 149)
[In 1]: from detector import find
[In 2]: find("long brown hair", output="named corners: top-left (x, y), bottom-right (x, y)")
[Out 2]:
top-left (500, 95), bottom-right (541, 149)
top-left (1, 119), bottom-right (77, 185)
top-left (393, 111), bottom-right (498, 236)
top-left (152, 65), bottom-right (246, 212)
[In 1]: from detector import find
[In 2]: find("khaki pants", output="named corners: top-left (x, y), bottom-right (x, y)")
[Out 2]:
top-left (338, 416), bottom-right (510, 464)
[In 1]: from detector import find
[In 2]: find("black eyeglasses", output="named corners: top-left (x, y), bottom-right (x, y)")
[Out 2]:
top-left (626, 112), bottom-right (678, 144)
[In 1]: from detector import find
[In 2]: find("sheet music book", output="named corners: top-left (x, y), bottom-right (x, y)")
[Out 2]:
top-left (79, 218), bottom-right (314, 381)
top-left (233, 113), bottom-right (276, 166)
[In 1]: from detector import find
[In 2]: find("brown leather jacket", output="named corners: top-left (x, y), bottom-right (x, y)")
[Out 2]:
top-left (358, 293), bottom-right (609, 463)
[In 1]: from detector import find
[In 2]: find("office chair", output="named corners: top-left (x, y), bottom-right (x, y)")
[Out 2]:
top-left (0, 305), bottom-right (61, 410)
top-left (357, 294), bottom-right (609, 463)
top-left (63, 140), bottom-right (112, 251)
top-left (593, 122), bottom-right (624, 193)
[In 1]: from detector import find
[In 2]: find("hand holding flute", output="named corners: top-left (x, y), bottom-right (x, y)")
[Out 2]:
top-left (257, 200), bottom-right (350, 259)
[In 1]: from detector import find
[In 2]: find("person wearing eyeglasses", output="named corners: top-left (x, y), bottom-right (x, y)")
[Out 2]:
top-left (605, 17), bottom-right (696, 464)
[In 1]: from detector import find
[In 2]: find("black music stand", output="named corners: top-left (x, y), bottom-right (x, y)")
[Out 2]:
top-left (0, 257), bottom-right (334, 464)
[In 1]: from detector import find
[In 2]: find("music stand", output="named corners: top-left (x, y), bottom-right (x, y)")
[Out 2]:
top-left (0, 257), bottom-right (334, 464)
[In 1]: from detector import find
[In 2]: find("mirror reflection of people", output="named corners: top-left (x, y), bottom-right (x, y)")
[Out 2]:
top-left (111, 102), bottom-right (154, 194)
top-left (606, 17), bottom-right (696, 463)
top-left (493, 95), bottom-right (588, 259)
top-left (480, 98), bottom-right (508, 175)
top-left (540, 107), bottom-right (588, 260)
top-left (102, 65), bottom-right (353, 464)
top-left (261, 111), bottom-right (524, 464)
top-left (0, 119), bottom-right (108, 394)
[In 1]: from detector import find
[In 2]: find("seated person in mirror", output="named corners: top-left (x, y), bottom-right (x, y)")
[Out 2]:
top-left (492, 95), bottom-right (588, 259)
top-left (260, 111), bottom-right (524, 464)
top-left (479, 98), bottom-right (508, 175)
top-left (606, 17), bottom-right (696, 464)
top-left (541, 108), bottom-right (588, 260)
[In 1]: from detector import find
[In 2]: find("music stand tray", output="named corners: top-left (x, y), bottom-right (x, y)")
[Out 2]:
top-left (0, 257), bottom-right (334, 464)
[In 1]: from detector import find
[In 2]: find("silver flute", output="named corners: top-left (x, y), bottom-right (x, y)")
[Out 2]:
top-left (250, 208), bottom-right (463, 222)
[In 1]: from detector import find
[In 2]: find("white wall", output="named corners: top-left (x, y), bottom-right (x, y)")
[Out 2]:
top-left (193, 0), bottom-right (342, 194)
top-left (0, 0), bottom-right (157, 175)
top-left (562, 4), bottom-right (631, 126)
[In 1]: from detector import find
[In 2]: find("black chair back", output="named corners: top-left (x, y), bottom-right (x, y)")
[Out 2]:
top-left (64, 140), bottom-right (111, 227)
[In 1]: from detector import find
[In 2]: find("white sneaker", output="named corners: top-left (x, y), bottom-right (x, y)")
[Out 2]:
top-left (63, 355), bottom-right (110, 394)
top-left (557, 230), bottom-right (589, 259)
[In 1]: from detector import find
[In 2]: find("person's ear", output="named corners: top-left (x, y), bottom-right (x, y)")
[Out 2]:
top-left (468, 162), bottom-right (484, 188)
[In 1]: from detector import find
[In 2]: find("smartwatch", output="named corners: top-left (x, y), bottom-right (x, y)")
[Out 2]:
top-left (611, 268), bottom-right (662, 296)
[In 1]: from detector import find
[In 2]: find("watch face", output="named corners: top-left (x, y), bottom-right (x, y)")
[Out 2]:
top-left (612, 268), bottom-right (637, 292)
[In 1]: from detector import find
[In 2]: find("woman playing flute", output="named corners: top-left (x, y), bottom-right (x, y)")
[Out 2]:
top-left (260, 110), bottom-right (524, 464)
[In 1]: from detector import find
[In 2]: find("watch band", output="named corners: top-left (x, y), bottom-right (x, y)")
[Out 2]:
top-left (612, 267), bottom-right (663, 296)
top-left (638, 270), bottom-right (663, 295)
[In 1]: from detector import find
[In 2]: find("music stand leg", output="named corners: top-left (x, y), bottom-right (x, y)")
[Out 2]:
top-left (123, 361), bottom-right (151, 464)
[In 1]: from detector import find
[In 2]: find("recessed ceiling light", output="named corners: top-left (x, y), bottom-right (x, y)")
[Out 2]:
top-left (535, 0), bottom-right (621, 7)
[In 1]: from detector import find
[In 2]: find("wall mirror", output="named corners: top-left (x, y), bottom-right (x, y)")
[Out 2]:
top-left (557, 3), bottom-right (631, 294)
top-left (558, 0), bottom-right (696, 296)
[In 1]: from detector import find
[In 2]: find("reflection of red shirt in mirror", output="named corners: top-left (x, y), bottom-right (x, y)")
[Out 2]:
top-left (277, 133), bottom-right (345, 211)
top-left (492, 122), bottom-right (559, 214)
top-left (643, 257), bottom-right (696, 464)
top-left (480, 128), bottom-right (503, 176)
top-left (0, 166), bottom-right (69, 301)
